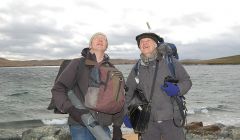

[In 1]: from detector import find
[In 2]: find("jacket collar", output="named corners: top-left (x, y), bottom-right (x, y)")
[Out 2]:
top-left (81, 47), bottom-right (110, 65)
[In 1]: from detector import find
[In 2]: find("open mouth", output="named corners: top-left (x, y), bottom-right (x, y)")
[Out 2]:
top-left (142, 46), bottom-right (149, 49)
top-left (96, 43), bottom-right (103, 46)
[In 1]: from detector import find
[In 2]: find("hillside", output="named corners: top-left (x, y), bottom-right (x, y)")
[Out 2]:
top-left (0, 58), bottom-right (136, 67)
top-left (0, 55), bottom-right (239, 67)
top-left (181, 55), bottom-right (240, 65)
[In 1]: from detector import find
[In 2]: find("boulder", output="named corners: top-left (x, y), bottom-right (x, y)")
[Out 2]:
top-left (22, 125), bottom-right (71, 140)
top-left (232, 127), bottom-right (240, 140)
top-left (0, 129), bottom-right (24, 140)
top-left (185, 121), bottom-right (203, 130)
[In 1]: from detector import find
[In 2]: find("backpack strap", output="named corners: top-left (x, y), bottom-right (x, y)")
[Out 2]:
top-left (70, 57), bottom-right (86, 90)
top-left (131, 59), bottom-right (159, 104)
top-left (133, 59), bottom-right (141, 84)
top-left (85, 59), bottom-right (114, 68)
top-left (163, 50), bottom-right (187, 128)
top-left (148, 60), bottom-right (159, 104)
top-left (48, 57), bottom-right (85, 113)
top-left (165, 54), bottom-right (176, 78)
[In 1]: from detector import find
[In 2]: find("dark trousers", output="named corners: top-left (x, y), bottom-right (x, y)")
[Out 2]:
top-left (141, 120), bottom-right (185, 140)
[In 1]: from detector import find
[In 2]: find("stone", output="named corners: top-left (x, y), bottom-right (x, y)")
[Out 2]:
top-left (22, 125), bottom-right (71, 140)
top-left (185, 121), bottom-right (203, 130)
top-left (0, 129), bottom-right (23, 140)
top-left (232, 127), bottom-right (240, 140)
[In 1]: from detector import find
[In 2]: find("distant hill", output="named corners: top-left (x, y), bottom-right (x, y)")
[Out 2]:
top-left (0, 59), bottom-right (64, 67)
top-left (0, 55), bottom-right (239, 67)
top-left (181, 55), bottom-right (240, 65)
top-left (0, 58), bottom-right (136, 67)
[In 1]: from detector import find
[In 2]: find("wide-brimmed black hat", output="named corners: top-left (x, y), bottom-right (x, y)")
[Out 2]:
top-left (136, 32), bottom-right (164, 47)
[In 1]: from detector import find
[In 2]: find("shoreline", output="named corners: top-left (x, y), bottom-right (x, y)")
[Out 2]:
top-left (1, 55), bottom-right (240, 67)
top-left (1, 63), bottom-right (240, 68)
top-left (1, 121), bottom-right (240, 140)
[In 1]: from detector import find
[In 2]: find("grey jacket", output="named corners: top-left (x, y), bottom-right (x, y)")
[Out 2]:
top-left (125, 56), bottom-right (192, 121)
top-left (51, 49), bottom-right (124, 127)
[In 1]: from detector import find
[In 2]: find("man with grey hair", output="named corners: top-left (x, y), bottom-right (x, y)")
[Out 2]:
top-left (51, 32), bottom-right (124, 140)
top-left (124, 32), bottom-right (192, 140)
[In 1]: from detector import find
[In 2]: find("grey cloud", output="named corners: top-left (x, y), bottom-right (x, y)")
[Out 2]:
top-left (153, 24), bottom-right (240, 60)
top-left (0, 21), bottom-right (73, 49)
top-left (1, 0), bottom-right (239, 61)
top-left (0, 41), bottom-right (84, 60)
top-left (169, 13), bottom-right (211, 27)
top-left (0, 0), bottom-right (71, 50)
top-left (178, 30), bottom-right (240, 60)
top-left (107, 24), bottom-right (168, 46)
top-left (108, 50), bottom-right (140, 59)
top-left (0, 1), bottom-right (64, 17)
top-left (0, 9), bottom-right (76, 60)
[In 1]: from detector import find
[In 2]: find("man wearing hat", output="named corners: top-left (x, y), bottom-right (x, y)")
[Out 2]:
top-left (124, 32), bottom-right (192, 140)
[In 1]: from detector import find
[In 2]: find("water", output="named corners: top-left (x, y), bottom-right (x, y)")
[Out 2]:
top-left (184, 65), bottom-right (240, 126)
top-left (0, 65), bottom-right (240, 128)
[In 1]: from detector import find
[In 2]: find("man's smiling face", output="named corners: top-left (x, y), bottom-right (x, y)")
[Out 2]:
top-left (139, 38), bottom-right (157, 57)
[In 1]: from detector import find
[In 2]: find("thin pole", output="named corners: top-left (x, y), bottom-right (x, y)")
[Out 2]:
top-left (146, 22), bottom-right (151, 32)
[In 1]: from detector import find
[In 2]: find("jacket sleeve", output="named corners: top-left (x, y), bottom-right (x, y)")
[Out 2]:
top-left (51, 59), bottom-right (80, 113)
top-left (124, 68), bottom-right (138, 113)
top-left (174, 60), bottom-right (192, 96)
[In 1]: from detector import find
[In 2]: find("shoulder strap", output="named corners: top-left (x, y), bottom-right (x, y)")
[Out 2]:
top-left (100, 60), bottom-right (115, 68)
top-left (85, 59), bottom-right (114, 68)
top-left (133, 59), bottom-right (141, 84)
top-left (131, 59), bottom-right (159, 104)
top-left (164, 50), bottom-right (188, 128)
top-left (166, 55), bottom-right (176, 78)
top-left (54, 60), bottom-right (72, 83)
top-left (71, 57), bottom-right (86, 89)
top-left (134, 59), bottom-right (141, 76)
top-left (148, 60), bottom-right (159, 104)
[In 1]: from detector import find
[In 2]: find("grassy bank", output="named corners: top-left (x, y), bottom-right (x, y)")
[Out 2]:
top-left (0, 55), bottom-right (239, 67)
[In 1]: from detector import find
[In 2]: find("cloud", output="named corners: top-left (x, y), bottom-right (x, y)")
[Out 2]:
top-left (169, 13), bottom-right (211, 27)
top-left (0, 19), bottom-right (76, 59)
top-left (0, 0), bottom-right (239, 60)
top-left (75, 0), bottom-right (104, 11)
top-left (0, 1), bottom-right (63, 20)
top-left (178, 27), bottom-right (240, 60)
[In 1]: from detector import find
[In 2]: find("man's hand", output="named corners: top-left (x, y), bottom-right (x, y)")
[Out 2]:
top-left (68, 106), bottom-right (89, 123)
top-left (161, 82), bottom-right (180, 96)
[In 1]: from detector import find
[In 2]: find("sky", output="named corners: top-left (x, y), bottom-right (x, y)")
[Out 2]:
top-left (0, 0), bottom-right (240, 60)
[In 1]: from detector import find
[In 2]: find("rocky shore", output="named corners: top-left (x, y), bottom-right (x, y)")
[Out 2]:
top-left (1, 122), bottom-right (240, 140)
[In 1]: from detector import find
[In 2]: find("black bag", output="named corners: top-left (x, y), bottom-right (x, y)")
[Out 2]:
top-left (128, 103), bottom-right (151, 133)
top-left (127, 60), bottom-right (159, 134)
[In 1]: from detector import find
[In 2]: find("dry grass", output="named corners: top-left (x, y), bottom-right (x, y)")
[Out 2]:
top-left (0, 58), bottom-right (136, 67)
top-left (181, 55), bottom-right (240, 65)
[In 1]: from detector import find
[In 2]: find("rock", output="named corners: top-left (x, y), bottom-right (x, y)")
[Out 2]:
top-left (232, 127), bottom-right (240, 140)
top-left (185, 122), bottom-right (203, 130)
top-left (219, 126), bottom-right (235, 138)
top-left (1, 122), bottom-right (238, 140)
top-left (201, 124), bottom-right (221, 133)
top-left (0, 129), bottom-right (24, 140)
top-left (22, 125), bottom-right (71, 140)
top-left (184, 122), bottom-right (239, 140)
